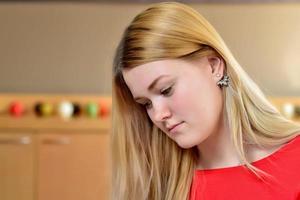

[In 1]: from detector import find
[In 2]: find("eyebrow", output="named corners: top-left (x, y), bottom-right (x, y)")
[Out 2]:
top-left (134, 75), bottom-right (170, 101)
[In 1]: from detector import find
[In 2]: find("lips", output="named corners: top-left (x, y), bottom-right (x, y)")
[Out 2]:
top-left (167, 122), bottom-right (183, 132)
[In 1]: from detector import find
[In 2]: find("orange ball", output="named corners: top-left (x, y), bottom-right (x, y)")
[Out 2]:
top-left (99, 102), bottom-right (110, 118)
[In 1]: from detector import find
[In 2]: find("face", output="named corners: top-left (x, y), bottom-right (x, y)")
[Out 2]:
top-left (123, 56), bottom-right (225, 149)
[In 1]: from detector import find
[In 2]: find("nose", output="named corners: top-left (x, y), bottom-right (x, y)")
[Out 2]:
top-left (152, 101), bottom-right (172, 123)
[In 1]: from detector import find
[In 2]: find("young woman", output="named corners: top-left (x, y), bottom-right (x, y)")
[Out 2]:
top-left (112, 2), bottom-right (300, 199)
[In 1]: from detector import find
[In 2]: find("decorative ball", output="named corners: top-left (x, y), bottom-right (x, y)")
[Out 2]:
top-left (34, 102), bottom-right (43, 116)
top-left (34, 102), bottom-right (54, 117)
top-left (9, 101), bottom-right (25, 117)
top-left (86, 102), bottom-right (98, 118)
top-left (99, 102), bottom-right (110, 118)
top-left (282, 103), bottom-right (295, 119)
top-left (72, 102), bottom-right (81, 117)
top-left (58, 101), bottom-right (74, 119)
top-left (294, 106), bottom-right (300, 117)
top-left (41, 103), bottom-right (54, 117)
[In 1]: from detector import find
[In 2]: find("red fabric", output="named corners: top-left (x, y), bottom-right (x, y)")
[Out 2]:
top-left (189, 135), bottom-right (300, 200)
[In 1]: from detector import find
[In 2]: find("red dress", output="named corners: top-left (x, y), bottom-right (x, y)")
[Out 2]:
top-left (189, 135), bottom-right (300, 200)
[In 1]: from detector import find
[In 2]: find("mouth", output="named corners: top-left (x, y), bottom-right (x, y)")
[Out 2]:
top-left (168, 121), bottom-right (184, 133)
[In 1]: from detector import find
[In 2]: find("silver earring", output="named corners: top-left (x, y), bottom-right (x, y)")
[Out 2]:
top-left (217, 75), bottom-right (229, 87)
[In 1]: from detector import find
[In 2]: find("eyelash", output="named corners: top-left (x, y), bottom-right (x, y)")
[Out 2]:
top-left (142, 85), bottom-right (173, 109)
top-left (161, 86), bottom-right (173, 96)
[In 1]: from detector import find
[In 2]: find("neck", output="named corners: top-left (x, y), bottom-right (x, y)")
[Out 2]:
top-left (196, 118), bottom-right (242, 170)
top-left (195, 117), bottom-right (285, 170)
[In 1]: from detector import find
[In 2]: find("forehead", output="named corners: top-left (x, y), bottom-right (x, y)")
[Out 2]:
top-left (124, 59), bottom-right (181, 80)
top-left (123, 59), bottom-right (185, 91)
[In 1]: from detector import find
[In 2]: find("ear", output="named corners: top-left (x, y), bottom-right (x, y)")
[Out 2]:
top-left (207, 55), bottom-right (226, 82)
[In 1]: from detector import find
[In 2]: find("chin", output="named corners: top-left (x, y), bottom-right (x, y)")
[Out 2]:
top-left (176, 140), bottom-right (196, 149)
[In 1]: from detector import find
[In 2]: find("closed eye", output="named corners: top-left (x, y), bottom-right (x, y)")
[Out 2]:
top-left (139, 85), bottom-right (174, 109)
top-left (143, 101), bottom-right (152, 109)
top-left (161, 85), bottom-right (173, 96)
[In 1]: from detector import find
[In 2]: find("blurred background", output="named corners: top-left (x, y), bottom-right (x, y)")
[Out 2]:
top-left (0, 0), bottom-right (300, 200)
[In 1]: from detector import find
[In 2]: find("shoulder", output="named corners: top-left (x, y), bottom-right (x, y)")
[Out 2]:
top-left (280, 134), bottom-right (300, 153)
top-left (268, 134), bottom-right (300, 180)
top-left (271, 134), bottom-right (300, 162)
top-left (274, 134), bottom-right (300, 194)
top-left (247, 134), bottom-right (300, 165)
top-left (248, 134), bottom-right (300, 176)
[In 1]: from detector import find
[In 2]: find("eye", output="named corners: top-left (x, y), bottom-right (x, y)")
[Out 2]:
top-left (142, 101), bottom-right (152, 109)
top-left (161, 85), bottom-right (173, 96)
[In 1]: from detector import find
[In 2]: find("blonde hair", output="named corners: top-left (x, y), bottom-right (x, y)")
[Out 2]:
top-left (112, 2), bottom-right (300, 200)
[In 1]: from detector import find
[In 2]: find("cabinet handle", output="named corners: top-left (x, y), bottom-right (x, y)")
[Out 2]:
top-left (0, 136), bottom-right (31, 145)
top-left (42, 137), bottom-right (70, 145)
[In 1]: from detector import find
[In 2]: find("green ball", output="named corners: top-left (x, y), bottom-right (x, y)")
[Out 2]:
top-left (86, 102), bottom-right (98, 118)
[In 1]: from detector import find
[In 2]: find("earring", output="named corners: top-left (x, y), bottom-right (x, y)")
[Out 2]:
top-left (217, 75), bottom-right (229, 87)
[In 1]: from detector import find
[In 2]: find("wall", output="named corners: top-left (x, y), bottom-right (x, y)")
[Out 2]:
top-left (0, 2), bottom-right (299, 95)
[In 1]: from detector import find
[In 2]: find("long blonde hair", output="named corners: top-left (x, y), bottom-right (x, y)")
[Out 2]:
top-left (112, 2), bottom-right (300, 200)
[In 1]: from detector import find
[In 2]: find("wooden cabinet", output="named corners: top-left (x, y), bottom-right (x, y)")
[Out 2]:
top-left (0, 131), bottom-right (110, 200)
top-left (37, 132), bottom-right (110, 200)
top-left (0, 132), bottom-right (35, 200)
top-left (0, 94), bottom-right (111, 200)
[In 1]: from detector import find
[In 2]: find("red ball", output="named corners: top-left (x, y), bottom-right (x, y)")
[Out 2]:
top-left (9, 101), bottom-right (25, 117)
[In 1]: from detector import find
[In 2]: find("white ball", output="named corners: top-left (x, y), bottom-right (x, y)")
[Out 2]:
top-left (282, 103), bottom-right (295, 119)
top-left (58, 101), bottom-right (74, 119)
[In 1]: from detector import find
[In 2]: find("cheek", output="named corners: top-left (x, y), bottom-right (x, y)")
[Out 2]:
top-left (172, 79), bottom-right (223, 124)
top-left (171, 79), bottom-right (207, 115)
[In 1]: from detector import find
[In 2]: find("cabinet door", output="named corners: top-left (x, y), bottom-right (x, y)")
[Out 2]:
top-left (37, 132), bottom-right (110, 200)
top-left (0, 132), bottom-right (35, 200)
